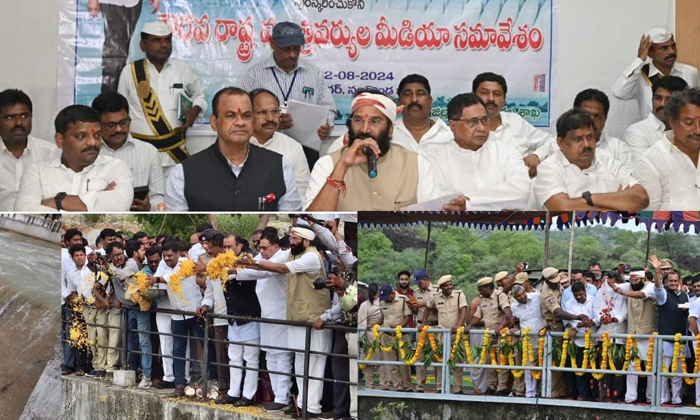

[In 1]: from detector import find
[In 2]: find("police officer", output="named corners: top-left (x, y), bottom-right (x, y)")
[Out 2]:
top-left (378, 283), bottom-right (413, 392)
top-left (409, 269), bottom-right (439, 392)
top-left (465, 277), bottom-right (513, 395)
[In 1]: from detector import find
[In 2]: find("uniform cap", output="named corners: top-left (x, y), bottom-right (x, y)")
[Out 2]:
top-left (494, 271), bottom-right (509, 282)
top-left (379, 283), bottom-right (393, 301)
top-left (414, 269), bottom-right (429, 284)
top-left (272, 21), bottom-right (306, 47)
top-left (646, 27), bottom-right (672, 44)
top-left (476, 277), bottom-right (493, 287)
top-left (660, 258), bottom-right (674, 269)
top-left (437, 275), bottom-right (453, 286)
top-left (542, 267), bottom-right (560, 283)
top-left (514, 272), bottom-right (529, 284)
top-left (142, 21), bottom-right (172, 37)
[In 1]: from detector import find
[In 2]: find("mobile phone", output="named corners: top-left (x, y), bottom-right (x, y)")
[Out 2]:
top-left (133, 186), bottom-right (149, 201)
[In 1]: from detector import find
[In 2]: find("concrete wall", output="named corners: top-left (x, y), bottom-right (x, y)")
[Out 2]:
top-left (0, 215), bottom-right (62, 244)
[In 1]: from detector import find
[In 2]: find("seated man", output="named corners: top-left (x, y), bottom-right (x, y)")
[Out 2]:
top-left (0, 89), bottom-right (57, 210)
top-left (573, 89), bottom-right (633, 171)
top-left (424, 93), bottom-right (531, 210)
top-left (165, 87), bottom-right (301, 211)
top-left (635, 88), bottom-right (700, 209)
top-left (624, 76), bottom-right (688, 161)
top-left (532, 109), bottom-right (648, 210)
top-left (92, 91), bottom-right (165, 211)
top-left (305, 91), bottom-right (461, 211)
top-left (14, 105), bottom-right (133, 211)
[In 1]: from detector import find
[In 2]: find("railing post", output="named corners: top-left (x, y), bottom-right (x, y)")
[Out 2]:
top-left (543, 332), bottom-right (552, 398)
top-left (653, 336), bottom-right (663, 406)
top-left (201, 314), bottom-right (210, 397)
top-left (442, 329), bottom-right (451, 394)
top-left (302, 324), bottom-right (312, 420)
top-left (121, 308), bottom-right (129, 370)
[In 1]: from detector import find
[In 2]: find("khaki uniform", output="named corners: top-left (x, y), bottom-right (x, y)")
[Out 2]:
top-left (475, 290), bottom-right (511, 392)
top-left (380, 295), bottom-right (413, 391)
top-left (540, 282), bottom-right (566, 398)
top-left (428, 290), bottom-right (467, 393)
top-left (414, 284), bottom-right (439, 391)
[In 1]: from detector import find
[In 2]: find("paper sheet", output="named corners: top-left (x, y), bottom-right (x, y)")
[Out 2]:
top-left (285, 99), bottom-right (329, 151)
top-left (401, 194), bottom-right (463, 211)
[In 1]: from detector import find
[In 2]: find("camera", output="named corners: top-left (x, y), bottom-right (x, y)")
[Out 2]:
top-left (289, 214), bottom-right (333, 230)
top-left (313, 277), bottom-right (329, 290)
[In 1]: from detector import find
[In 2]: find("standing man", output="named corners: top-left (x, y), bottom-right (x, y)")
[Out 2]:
top-left (423, 275), bottom-right (467, 394)
top-left (573, 89), bottom-right (633, 170)
top-left (624, 76), bottom-right (688, 160)
top-left (0, 89), bottom-right (56, 210)
top-left (165, 87), bottom-right (300, 211)
top-left (378, 284), bottom-right (413, 392)
top-left (472, 72), bottom-right (555, 176)
top-left (241, 21), bottom-right (336, 169)
top-left (392, 74), bottom-right (452, 153)
top-left (510, 284), bottom-right (546, 398)
top-left (88, 0), bottom-right (159, 92)
top-left (424, 93), bottom-right (531, 210)
top-left (92, 91), bottom-right (165, 211)
top-left (532, 109), bottom-right (648, 211)
top-left (409, 269), bottom-right (439, 393)
top-left (612, 28), bottom-right (699, 120)
top-left (635, 88), bottom-right (700, 209)
top-left (118, 21), bottom-right (207, 177)
top-left (562, 282), bottom-right (599, 401)
top-left (250, 88), bottom-right (310, 200)
top-left (14, 105), bottom-right (134, 211)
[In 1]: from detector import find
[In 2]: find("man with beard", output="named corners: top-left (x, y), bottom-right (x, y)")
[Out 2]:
top-left (250, 88), bottom-right (310, 200)
top-left (241, 227), bottom-right (330, 417)
top-left (305, 90), bottom-right (459, 211)
top-left (391, 74), bottom-right (452, 153)
top-left (14, 105), bottom-right (133, 211)
top-left (612, 28), bottom-right (698, 120)
top-left (573, 89), bottom-right (633, 171)
top-left (165, 87), bottom-right (301, 211)
top-left (625, 76), bottom-right (688, 160)
top-left (92, 91), bottom-right (164, 211)
top-left (425, 93), bottom-right (531, 210)
top-left (635, 88), bottom-right (700, 209)
top-left (0, 89), bottom-right (57, 210)
top-left (472, 72), bottom-right (555, 177)
top-left (533, 109), bottom-right (648, 211)
top-left (611, 269), bottom-right (658, 404)
top-left (118, 21), bottom-right (206, 177)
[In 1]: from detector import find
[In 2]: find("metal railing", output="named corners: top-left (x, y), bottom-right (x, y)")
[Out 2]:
top-left (62, 304), bottom-right (357, 420)
top-left (359, 327), bottom-right (700, 415)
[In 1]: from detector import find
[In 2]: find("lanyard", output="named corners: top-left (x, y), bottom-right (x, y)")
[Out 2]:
top-left (271, 67), bottom-right (298, 106)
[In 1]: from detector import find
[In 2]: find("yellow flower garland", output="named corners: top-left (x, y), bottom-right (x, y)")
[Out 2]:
top-left (671, 332), bottom-right (682, 375)
top-left (559, 330), bottom-right (570, 368)
top-left (646, 333), bottom-right (656, 373)
top-left (532, 328), bottom-right (546, 380)
top-left (511, 327), bottom-right (530, 379)
top-left (621, 335), bottom-right (634, 372)
top-left (205, 250), bottom-right (243, 283)
top-left (686, 335), bottom-right (700, 385)
top-left (592, 331), bottom-right (610, 380)
top-left (168, 259), bottom-right (195, 301)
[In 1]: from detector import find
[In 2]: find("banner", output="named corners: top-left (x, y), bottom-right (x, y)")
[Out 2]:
top-left (58, 0), bottom-right (555, 135)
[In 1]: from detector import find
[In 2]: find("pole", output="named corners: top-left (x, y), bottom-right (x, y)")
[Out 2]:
top-left (567, 212), bottom-right (575, 278)
top-left (644, 228), bottom-right (652, 263)
top-left (543, 210), bottom-right (551, 267)
top-left (424, 222), bottom-right (432, 269)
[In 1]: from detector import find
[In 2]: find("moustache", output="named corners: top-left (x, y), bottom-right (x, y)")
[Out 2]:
top-left (81, 147), bottom-right (100, 154)
top-left (12, 125), bottom-right (25, 131)
top-left (666, 54), bottom-right (677, 60)
top-left (408, 103), bottom-right (422, 110)
top-left (263, 121), bottom-right (277, 128)
top-left (581, 148), bottom-right (593, 154)
top-left (655, 107), bottom-right (665, 113)
top-left (485, 101), bottom-right (497, 107)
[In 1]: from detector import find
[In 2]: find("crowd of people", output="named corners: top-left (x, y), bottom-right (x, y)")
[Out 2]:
top-left (60, 214), bottom-right (359, 420)
top-left (2, 22), bottom-right (699, 212)
top-left (359, 259), bottom-right (700, 407)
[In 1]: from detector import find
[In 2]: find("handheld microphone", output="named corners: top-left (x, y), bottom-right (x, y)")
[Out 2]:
top-left (363, 147), bottom-right (378, 178)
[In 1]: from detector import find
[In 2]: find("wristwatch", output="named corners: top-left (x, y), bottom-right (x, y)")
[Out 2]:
top-left (55, 192), bottom-right (68, 211)
top-left (254, 261), bottom-right (260, 268)
top-left (582, 191), bottom-right (594, 207)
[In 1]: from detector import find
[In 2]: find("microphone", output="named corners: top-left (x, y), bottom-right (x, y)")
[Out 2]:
top-left (363, 147), bottom-right (378, 178)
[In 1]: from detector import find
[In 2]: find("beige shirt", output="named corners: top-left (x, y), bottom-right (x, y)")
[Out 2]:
top-left (380, 295), bottom-right (412, 328)
top-left (414, 283), bottom-right (440, 324)
top-left (540, 282), bottom-right (563, 322)
top-left (474, 290), bottom-right (510, 329)
top-left (428, 290), bottom-right (467, 329)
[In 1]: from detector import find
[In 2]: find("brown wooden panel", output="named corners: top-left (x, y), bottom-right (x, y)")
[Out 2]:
top-left (676, 0), bottom-right (700, 71)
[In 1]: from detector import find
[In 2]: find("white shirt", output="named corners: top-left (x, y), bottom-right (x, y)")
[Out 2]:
top-left (153, 260), bottom-right (177, 310)
top-left (251, 132), bottom-right (310, 200)
top-left (67, 265), bottom-right (95, 301)
top-left (0, 136), bottom-right (57, 210)
top-left (689, 299), bottom-right (700, 333)
top-left (391, 118), bottom-right (453, 154)
top-left (489, 111), bottom-right (556, 160)
top-left (99, 0), bottom-right (140, 6)
top-left (624, 112), bottom-right (669, 162)
top-left (118, 58), bottom-right (207, 168)
top-left (424, 140), bottom-right (531, 210)
top-left (14, 154), bottom-right (134, 211)
top-left (304, 145), bottom-right (445, 210)
top-left (285, 250), bottom-right (322, 275)
top-left (533, 148), bottom-right (639, 209)
top-left (561, 283), bottom-right (598, 306)
top-left (188, 243), bottom-right (205, 261)
top-left (511, 292), bottom-right (546, 333)
top-left (165, 151), bottom-right (301, 211)
top-left (99, 134), bottom-right (165, 208)
top-left (597, 133), bottom-right (633, 172)
top-left (634, 137), bottom-right (700, 210)
top-left (611, 57), bottom-right (699, 119)
top-left (162, 271), bottom-right (212, 321)
top-left (562, 296), bottom-right (597, 347)
top-left (593, 283), bottom-right (628, 344)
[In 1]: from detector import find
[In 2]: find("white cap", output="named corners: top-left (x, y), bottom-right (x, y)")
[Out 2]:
top-left (142, 21), bottom-right (172, 37)
top-left (646, 27), bottom-right (672, 44)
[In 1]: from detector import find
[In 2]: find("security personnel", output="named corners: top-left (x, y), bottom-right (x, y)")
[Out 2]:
top-left (378, 283), bottom-right (413, 392)
top-left (421, 274), bottom-right (467, 394)
top-left (465, 277), bottom-right (513, 395)
top-left (514, 272), bottom-right (535, 293)
top-left (409, 269), bottom-right (439, 392)
top-left (539, 267), bottom-right (591, 398)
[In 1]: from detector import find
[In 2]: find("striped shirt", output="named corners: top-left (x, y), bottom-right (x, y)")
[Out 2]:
top-left (241, 54), bottom-right (336, 124)
top-left (100, 134), bottom-right (165, 209)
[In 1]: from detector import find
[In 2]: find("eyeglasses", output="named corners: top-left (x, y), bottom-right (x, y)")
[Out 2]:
top-left (351, 116), bottom-right (387, 128)
top-left (102, 117), bottom-right (131, 130)
top-left (452, 116), bottom-right (490, 128)
top-left (254, 109), bottom-right (281, 118)
top-left (259, 245), bottom-right (273, 251)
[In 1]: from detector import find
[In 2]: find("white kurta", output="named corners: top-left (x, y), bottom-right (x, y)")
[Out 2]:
top-left (597, 133), bottom-right (633, 172)
top-left (0, 135), bottom-right (57, 210)
top-left (391, 118), bottom-right (453, 154)
top-left (634, 137), bottom-right (700, 210)
top-left (488, 111), bottom-right (556, 160)
top-left (533, 149), bottom-right (638, 209)
top-left (424, 140), bottom-right (531, 210)
top-left (624, 112), bottom-right (669, 162)
top-left (250, 132), bottom-right (310, 200)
